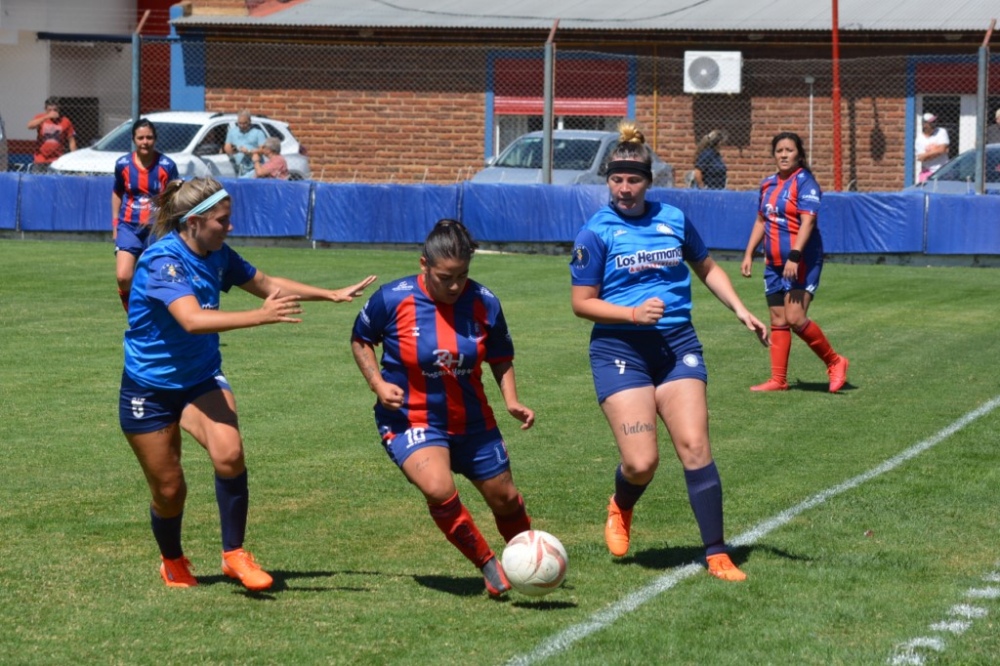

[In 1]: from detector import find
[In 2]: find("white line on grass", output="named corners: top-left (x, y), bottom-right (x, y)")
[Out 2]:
top-left (507, 395), bottom-right (1000, 666)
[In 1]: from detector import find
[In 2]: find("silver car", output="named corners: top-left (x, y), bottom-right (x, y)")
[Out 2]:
top-left (472, 130), bottom-right (674, 187)
top-left (909, 144), bottom-right (1000, 195)
top-left (50, 111), bottom-right (310, 180)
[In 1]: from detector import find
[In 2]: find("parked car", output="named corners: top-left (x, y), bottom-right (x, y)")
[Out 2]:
top-left (908, 143), bottom-right (1000, 194)
top-left (0, 110), bottom-right (7, 172)
top-left (471, 130), bottom-right (674, 187)
top-left (50, 111), bottom-right (310, 180)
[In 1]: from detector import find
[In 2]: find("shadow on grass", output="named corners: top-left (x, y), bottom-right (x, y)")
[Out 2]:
top-left (790, 379), bottom-right (856, 393)
top-left (413, 574), bottom-right (577, 608)
top-left (198, 569), bottom-right (385, 599)
top-left (621, 543), bottom-right (812, 571)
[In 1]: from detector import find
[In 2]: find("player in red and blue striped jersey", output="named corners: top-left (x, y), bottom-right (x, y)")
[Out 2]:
top-left (112, 119), bottom-right (179, 312)
top-left (741, 131), bottom-right (849, 393)
top-left (351, 220), bottom-right (535, 598)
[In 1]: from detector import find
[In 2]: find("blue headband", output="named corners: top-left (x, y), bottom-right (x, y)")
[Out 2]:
top-left (181, 189), bottom-right (230, 222)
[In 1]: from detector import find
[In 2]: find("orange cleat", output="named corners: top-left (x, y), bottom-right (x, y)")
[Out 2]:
top-left (604, 496), bottom-right (633, 557)
top-left (706, 553), bottom-right (746, 582)
top-left (160, 555), bottom-right (197, 588)
top-left (222, 548), bottom-right (273, 591)
top-left (480, 554), bottom-right (511, 598)
top-left (750, 379), bottom-right (789, 392)
top-left (827, 356), bottom-right (850, 393)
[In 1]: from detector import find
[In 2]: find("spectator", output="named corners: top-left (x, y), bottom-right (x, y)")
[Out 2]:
top-left (27, 96), bottom-right (76, 172)
top-left (249, 137), bottom-right (289, 180)
top-left (915, 113), bottom-right (950, 183)
top-left (692, 130), bottom-right (727, 189)
top-left (223, 110), bottom-right (267, 176)
top-left (986, 108), bottom-right (1000, 145)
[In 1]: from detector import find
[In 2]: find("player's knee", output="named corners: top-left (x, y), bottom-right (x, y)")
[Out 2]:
top-left (152, 478), bottom-right (187, 510)
top-left (622, 456), bottom-right (659, 481)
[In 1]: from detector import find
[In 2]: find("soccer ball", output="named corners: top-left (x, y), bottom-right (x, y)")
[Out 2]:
top-left (501, 530), bottom-right (568, 597)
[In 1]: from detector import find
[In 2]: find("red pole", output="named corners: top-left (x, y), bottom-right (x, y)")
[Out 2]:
top-left (831, 0), bottom-right (843, 190)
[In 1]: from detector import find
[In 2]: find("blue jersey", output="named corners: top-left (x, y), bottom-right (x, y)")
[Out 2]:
top-left (113, 152), bottom-right (179, 227)
top-left (570, 201), bottom-right (709, 330)
top-left (351, 274), bottom-right (515, 435)
top-left (123, 231), bottom-right (256, 389)
top-left (757, 168), bottom-right (823, 267)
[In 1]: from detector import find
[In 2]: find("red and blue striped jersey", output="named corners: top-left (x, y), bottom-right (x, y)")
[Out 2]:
top-left (113, 152), bottom-right (179, 227)
top-left (757, 167), bottom-right (823, 266)
top-left (352, 274), bottom-right (515, 435)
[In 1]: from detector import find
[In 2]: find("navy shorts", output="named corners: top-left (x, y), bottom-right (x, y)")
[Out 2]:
top-left (115, 222), bottom-right (153, 258)
top-left (763, 261), bottom-right (823, 298)
top-left (589, 323), bottom-right (708, 403)
top-left (378, 422), bottom-right (511, 482)
top-left (119, 370), bottom-right (232, 434)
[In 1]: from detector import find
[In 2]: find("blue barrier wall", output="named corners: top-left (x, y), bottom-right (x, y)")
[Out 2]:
top-left (312, 183), bottom-right (461, 243)
top-left (1, 171), bottom-right (998, 255)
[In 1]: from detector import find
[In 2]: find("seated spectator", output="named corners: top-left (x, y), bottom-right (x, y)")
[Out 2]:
top-left (224, 110), bottom-right (267, 176)
top-left (249, 138), bottom-right (289, 180)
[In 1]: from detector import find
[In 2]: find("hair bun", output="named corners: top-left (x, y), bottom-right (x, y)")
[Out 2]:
top-left (618, 120), bottom-right (646, 145)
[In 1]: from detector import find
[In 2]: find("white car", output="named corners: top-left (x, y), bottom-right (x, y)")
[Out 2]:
top-left (50, 111), bottom-right (310, 180)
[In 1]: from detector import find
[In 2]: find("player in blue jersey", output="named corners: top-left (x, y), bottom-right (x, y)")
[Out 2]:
top-left (351, 219), bottom-right (535, 598)
top-left (740, 132), bottom-right (849, 393)
top-left (570, 122), bottom-right (768, 582)
top-left (112, 119), bottom-right (179, 312)
top-left (120, 177), bottom-right (376, 590)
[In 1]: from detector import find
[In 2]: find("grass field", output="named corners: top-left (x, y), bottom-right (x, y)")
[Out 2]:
top-left (2, 239), bottom-right (999, 665)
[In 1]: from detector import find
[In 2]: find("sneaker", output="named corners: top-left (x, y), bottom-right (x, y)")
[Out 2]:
top-left (706, 553), bottom-right (747, 582)
top-left (160, 555), bottom-right (197, 588)
top-left (827, 356), bottom-right (850, 393)
top-left (222, 548), bottom-right (273, 591)
top-left (605, 495), bottom-right (633, 557)
top-left (481, 554), bottom-right (510, 598)
top-left (750, 378), bottom-right (789, 392)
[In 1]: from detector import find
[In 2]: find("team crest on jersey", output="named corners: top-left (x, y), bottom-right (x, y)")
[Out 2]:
top-left (571, 245), bottom-right (590, 269)
top-left (392, 280), bottom-right (415, 291)
top-left (466, 320), bottom-right (485, 341)
top-left (159, 263), bottom-right (184, 282)
top-left (656, 223), bottom-right (675, 236)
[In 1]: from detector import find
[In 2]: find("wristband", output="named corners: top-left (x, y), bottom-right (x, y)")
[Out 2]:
top-left (631, 307), bottom-right (638, 325)
top-left (787, 249), bottom-right (802, 263)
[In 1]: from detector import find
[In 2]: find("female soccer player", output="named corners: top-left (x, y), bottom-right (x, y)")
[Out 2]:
top-left (350, 219), bottom-right (535, 598)
top-left (120, 177), bottom-right (376, 590)
top-left (570, 122), bottom-right (767, 582)
top-left (112, 118), bottom-right (179, 312)
top-left (740, 131), bottom-right (849, 393)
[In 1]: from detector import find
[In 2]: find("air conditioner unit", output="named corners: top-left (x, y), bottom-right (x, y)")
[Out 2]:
top-left (684, 51), bottom-right (743, 94)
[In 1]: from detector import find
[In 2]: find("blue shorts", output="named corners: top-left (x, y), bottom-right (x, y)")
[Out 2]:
top-left (763, 261), bottom-right (823, 298)
top-left (589, 323), bottom-right (708, 403)
top-left (115, 222), bottom-right (153, 258)
top-left (378, 422), bottom-right (511, 482)
top-left (119, 370), bottom-right (231, 434)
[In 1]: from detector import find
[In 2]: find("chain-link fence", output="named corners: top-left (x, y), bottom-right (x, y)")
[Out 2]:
top-left (38, 34), bottom-right (999, 192)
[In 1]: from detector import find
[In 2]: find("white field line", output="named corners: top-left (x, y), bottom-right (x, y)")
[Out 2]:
top-left (507, 395), bottom-right (1000, 666)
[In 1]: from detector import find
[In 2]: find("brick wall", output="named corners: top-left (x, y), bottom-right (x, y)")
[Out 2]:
top-left (197, 42), bottom-right (921, 191)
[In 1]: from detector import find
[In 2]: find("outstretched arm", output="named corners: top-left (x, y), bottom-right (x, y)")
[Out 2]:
top-left (489, 360), bottom-right (534, 430)
top-left (240, 272), bottom-right (377, 303)
top-left (691, 256), bottom-right (769, 347)
top-left (166, 291), bottom-right (303, 334)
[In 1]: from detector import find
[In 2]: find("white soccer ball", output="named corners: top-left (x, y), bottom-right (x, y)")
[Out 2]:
top-left (501, 530), bottom-right (568, 597)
